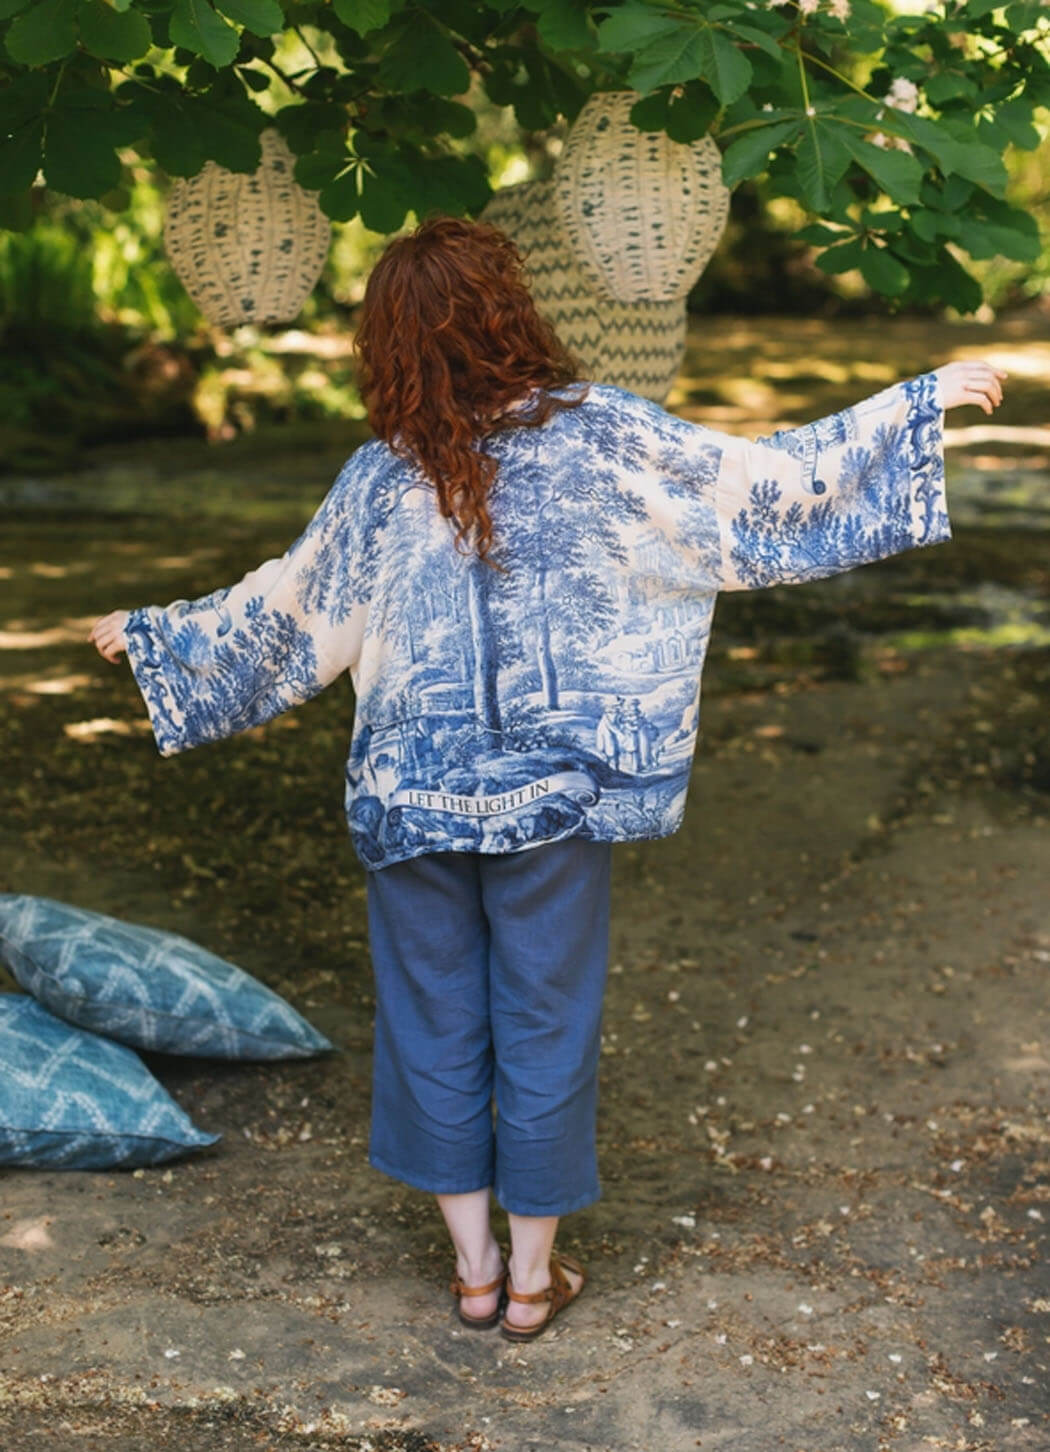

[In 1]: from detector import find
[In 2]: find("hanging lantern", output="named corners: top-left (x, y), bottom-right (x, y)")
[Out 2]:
top-left (551, 90), bottom-right (730, 304)
top-left (163, 129), bottom-right (331, 328)
top-left (481, 179), bottom-right (686, 405)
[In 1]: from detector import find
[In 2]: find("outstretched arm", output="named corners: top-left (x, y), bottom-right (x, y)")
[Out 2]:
top-left (89, 444), bottom-right (381, 756)
top-left (710, 360), bottom-right (1004, 593)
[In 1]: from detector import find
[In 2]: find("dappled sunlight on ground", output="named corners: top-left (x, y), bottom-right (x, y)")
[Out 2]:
top-left (153, 553), bottom-right (222, 570)
top-left (1, 313), bottom-right (1049, 1451)
top-left (4, 671), bottom-right (95, 696)
top-left (28, 562), bottom-right (86, 579)
top-left (62, 717), bottom-right (153, 741)
top-left (0, 619), bottom-right (99, 650)
top-left (668, 311), bottom-right (1048, 441)
top-left (944, 424), bottom-right (1050, 449)
top-left (947, 343), bottom-right (1050, 380)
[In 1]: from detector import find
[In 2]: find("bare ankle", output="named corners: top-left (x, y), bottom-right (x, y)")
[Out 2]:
top-left (508, 1256), bottom-right (552, 1292)
top-left (459, 1238), bottom-right (503, 1282)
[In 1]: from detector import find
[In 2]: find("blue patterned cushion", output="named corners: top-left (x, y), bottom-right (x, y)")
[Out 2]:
top-left (0, 994), bottom-right (220, 1168)
top-left (0, 894), bottom-right (333, 1060)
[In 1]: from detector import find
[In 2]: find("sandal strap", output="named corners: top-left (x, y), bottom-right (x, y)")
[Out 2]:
top-left (505, 1253), bottom-right (578, 1308)
top-left (449, 1265), bottom-right (506, 1299)
top-left (505, 1280), bottom-right (556, 1306)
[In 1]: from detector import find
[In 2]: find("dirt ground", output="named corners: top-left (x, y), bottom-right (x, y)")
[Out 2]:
top-left (2, 316), bottom-right (1049, 1451)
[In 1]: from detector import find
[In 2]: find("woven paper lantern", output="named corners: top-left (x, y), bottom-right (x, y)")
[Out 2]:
top-left (164, 129), bottom-right (331, 327)
top-left (552, 91), bottom-right (730, 304)
top-left (482, 179), bottom-right (686, 404)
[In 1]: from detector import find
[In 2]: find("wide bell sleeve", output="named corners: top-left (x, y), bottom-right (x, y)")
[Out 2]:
top-left (710, 372), bottom-right (949, 592)
top-left (124, 449), bottom-right (376, 757)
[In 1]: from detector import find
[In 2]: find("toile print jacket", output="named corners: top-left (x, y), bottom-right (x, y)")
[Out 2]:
top-left (125, 374), bottom-right (948, 871)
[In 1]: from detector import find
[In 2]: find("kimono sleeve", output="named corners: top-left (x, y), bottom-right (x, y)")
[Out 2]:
top-left (712, 371), bottom-right (949, 592)
top-left (124, 447), bottom-right (377, 757)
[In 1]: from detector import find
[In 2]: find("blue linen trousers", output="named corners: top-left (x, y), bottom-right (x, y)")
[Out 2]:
top-left (365, 838), bottom-right (612, 1216)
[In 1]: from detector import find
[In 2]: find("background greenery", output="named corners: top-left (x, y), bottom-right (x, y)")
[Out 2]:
top-left (0, 0), bottom-right (1047, 463)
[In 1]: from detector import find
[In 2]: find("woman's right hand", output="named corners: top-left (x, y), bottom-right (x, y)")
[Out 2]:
top-left (89, 610), bottom-right (130, 663)
top-left (933, 360), bottom-right (1007, 415)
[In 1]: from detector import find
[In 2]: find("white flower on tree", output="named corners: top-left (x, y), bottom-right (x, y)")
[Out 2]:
top-left (868, 129), bottom-right (915, 155)
top-left (886, 76), bottom-right (920, 113)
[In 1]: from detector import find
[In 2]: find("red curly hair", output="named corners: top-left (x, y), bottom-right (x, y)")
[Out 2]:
top-left (353, 215), bottom-right (590, 561)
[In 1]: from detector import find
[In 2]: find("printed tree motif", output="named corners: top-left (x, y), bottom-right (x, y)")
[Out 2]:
top-left (487, 409), bottom-right (649, 711)
top-left (467, 558), bottom-right (502, 737)
top-left (721, 373), bottom-right (946, 591)
top-left (346, 472), bottom-right (505, 737)
top-left (127, 600), bottom-right (320, 754)
top-left (294, 440), bottom-right (413, 623)
top-left (585, 385), bottom-right (725, 591)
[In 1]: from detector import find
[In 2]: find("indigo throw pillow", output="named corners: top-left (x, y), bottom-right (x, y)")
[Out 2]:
top-left (0, 894), bottom-right (333, 1060)
top-left (0, 994), bottom-right (220, 1169)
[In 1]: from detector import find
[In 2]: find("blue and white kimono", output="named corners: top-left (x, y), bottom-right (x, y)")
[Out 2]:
top-left (125, 375), bottom-right (947, 870)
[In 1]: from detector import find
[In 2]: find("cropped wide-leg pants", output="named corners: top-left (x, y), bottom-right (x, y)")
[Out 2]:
top-left (365, 837), bottom-right (612, 1217)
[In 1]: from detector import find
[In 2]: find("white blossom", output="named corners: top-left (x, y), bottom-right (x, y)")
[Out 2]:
top-left (886, 77), bottom-right (919, 114)
top-left (799, 0), bottom-right (820, 13)
top-left (830, 0), bottom-right (851, 18)
top-left (869, 130), bottom-right (914, 156)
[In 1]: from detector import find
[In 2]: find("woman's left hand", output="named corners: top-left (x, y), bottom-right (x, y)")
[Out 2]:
top-left (89, 610), bottom-right (130, 663)
top-left (933, 360), bottom-right (1007, 415)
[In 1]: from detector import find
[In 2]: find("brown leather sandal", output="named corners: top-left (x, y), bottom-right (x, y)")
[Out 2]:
top-left (449, 1259), bottom-right (508, 1330)
top-left (499, 1252), bottom-right (586, 1342)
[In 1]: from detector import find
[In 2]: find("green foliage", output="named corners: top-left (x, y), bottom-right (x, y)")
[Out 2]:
top-left (0, 0), bottom-right (1047, 309)
top-left (0, 223), bottom-right (95, 329)
top-left (5, 0), bottom-right (77, 67)
top-left (593, 0), bottom-right (1048, 310)
top-left (169, 0), bottom-right (241, 68)
top-left (0, 219), bottom-right (195, 463)
top-left (79, 2), bottom-right (152, 63)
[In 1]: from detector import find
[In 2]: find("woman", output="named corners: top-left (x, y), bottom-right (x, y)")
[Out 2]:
top-left (91, 215), bottom-right (1005, 1341)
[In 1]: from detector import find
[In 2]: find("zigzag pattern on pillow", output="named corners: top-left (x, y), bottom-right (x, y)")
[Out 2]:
top-left (0, 995), bottom-right (219, 1169)
top-left (0, 894), bottom-right (332, 1060)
